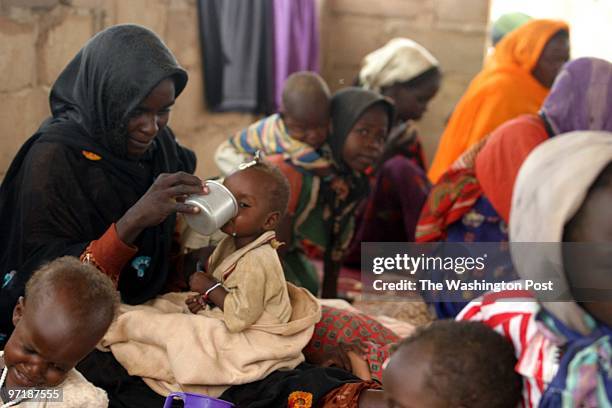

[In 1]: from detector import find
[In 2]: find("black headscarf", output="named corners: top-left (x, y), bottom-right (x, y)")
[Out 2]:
top-left (50, 24), bottom-right (188, 157)
top-left (324, 87), bottom-right (394, 260)
top-left (329, 87), bottom-right (394, 171)
top-left (0, 25), bottom-right (195, 340)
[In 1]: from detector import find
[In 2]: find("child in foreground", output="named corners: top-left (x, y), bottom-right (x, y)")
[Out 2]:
top-left (186, 159), bottom-right (293, 332)
top-left (98, 160), bottom-right (320, 398)
top-left (215, 72), bottom-right (336, 178)
top-left (1, 256), bottom-right (119, 407)
top-left (382, 320), bottom-right (522, 408)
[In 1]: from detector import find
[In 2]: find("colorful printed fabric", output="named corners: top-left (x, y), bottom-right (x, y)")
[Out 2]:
top-left (229, 113), bottom-right (331, 171)
top-left (459, 291), bottom-right (612, 408)
top-left (304, 305), bottom-right (400, 382)
top-left (319, 381), bottom-right (382, 407)
top-left (267, 156), bottom-right (362, 294)
top-left (458, 291), bottom-right (554, 408)
top-left (538, 310), bottom-right (612, 408)
top-left (415, 168), bottom-right (482, 242)
top-left (268, 89), bottom-right (393, 296)
top-left (430, 196), bottom-right (513, 318)
top-left (288, 390), bottom-right (314, 408)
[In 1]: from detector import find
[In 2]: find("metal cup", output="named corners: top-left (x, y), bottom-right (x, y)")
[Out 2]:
top-left (183, 180), bottom-right (238, 235)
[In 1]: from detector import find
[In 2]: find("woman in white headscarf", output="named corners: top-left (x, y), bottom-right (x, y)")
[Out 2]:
top-left (359, 38), bottom-right (441, 170)
top-left (344, 39), bottom-right (441, 266)
top-left (458, 131), bottom-right (612, 407)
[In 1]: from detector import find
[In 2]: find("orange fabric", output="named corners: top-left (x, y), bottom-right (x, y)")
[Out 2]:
top-left (267, 154), bottom-right (304, 215)
top-left (475, 114), bottom-right (548, 223)
top-left (320, 381), bottom-right (382, 407)
top-left (428, 19), bottom-right (569, 182)
top-left (81, 223), bottom-right (138, 286)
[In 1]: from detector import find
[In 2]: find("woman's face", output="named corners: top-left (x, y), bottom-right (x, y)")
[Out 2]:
top-left (532, 31), bottom-right (570, 88)
top-left (563, 176), bottom-right (612, 327)
top-left (384, 74), bottom-right (441, 121)
top-left (126, 78), bottom-right (176, 158)
top-left (342, 105), bottom-right (389, 172)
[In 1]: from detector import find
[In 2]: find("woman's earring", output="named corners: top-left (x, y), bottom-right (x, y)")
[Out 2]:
top-left (232, 231), bottom-right (237, 237)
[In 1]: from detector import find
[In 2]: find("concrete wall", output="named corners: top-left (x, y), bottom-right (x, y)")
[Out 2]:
top-left (0, 0), bottom-right (490, 178)
top-left (0, 0), bottom-right (257, 179)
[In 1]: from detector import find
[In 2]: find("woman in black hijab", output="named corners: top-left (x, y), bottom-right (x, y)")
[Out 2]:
top-left (0, 24), bottom-right (205, 345)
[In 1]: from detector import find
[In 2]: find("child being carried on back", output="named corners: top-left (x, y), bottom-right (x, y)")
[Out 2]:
top-left (215, 72), bottom-right (335, 178)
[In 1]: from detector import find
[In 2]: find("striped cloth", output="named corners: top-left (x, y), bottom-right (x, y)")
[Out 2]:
top-left (229, 113), bottom-right (331, 171)
top-left (457, 291), bottom-right (560, 408)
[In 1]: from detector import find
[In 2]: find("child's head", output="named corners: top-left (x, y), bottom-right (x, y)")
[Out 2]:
top-left (330, 88), bottom-right (394, 173)
top-left (281, 71), bottom-right (331, 150)
top-left (3, 257), bottom-right (118, 388)
top-left (383, 321), bottom-right (522, 408)
top-left (563, 161), bottom-right (612, 327)
top-left (222, 161), bottom-right (290, 241)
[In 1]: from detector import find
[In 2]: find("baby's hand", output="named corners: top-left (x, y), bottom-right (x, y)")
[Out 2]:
top-left (185, 294), bottom-right (205, 314)
top-left (189, 271), bottom-right (211, 293)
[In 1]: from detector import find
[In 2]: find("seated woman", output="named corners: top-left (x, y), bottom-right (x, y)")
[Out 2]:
top-left (428, 19), bottom-right (569, 182)
top-left (459, 131), bottom-right (612, 407)
top-left (343, 39), bottom-right (439, 267)
top-left (0, 25), bottom-right (205, 346)
top-left (416, 57), bottom-right (612, 318)
top-left (271, 88), bottom-right (394, 298)
top-left (0, 24), bottom-right (217, 408)
top-left (358, 37), bottom-right (441, 171)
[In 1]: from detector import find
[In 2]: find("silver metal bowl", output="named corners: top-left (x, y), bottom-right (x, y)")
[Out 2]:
top-left (183, 180), bottom-right (238, 235)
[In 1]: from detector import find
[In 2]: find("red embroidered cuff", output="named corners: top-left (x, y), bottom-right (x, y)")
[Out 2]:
top-left (80, 224), bottom-right (138, 287)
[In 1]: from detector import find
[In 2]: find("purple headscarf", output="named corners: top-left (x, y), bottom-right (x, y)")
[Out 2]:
top-left (542, 57), bottom-right (612, 134)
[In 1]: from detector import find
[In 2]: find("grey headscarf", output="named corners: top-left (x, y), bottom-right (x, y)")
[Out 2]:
top-left (510, 130), bottom-right (612, 334)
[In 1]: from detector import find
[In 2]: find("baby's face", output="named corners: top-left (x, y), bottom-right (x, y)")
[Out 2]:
top-left (3, 297), bottom-right (97, 388)
top-left (382, 346), bottom-right (446, 408)
top-left (283, 108), bottom-right (330, 150)
top-left (221, 168), bottom-right (277, 239)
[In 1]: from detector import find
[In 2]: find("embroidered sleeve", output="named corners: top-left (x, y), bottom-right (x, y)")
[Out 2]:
top-left (80, 224), bottom-right (138, 287)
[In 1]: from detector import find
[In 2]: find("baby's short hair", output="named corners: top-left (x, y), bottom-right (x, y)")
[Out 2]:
top-left (25, 256), bottom-right (119, 333)
top-left (394, 320), bottom-right (522, 408)
top-left (281, 71), bottom-right (331, 117)
top-left (244, 160), bottom-right (291, 217)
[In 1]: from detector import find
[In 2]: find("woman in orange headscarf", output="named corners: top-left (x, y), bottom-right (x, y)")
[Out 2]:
top-left (428, 19), bottom-right (569, 182)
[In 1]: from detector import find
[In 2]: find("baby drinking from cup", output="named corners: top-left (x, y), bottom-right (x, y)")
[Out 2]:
top-left (96, 159), bottom-right (318, 398)
top-left (185, 159), bottom-right (293, 332)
